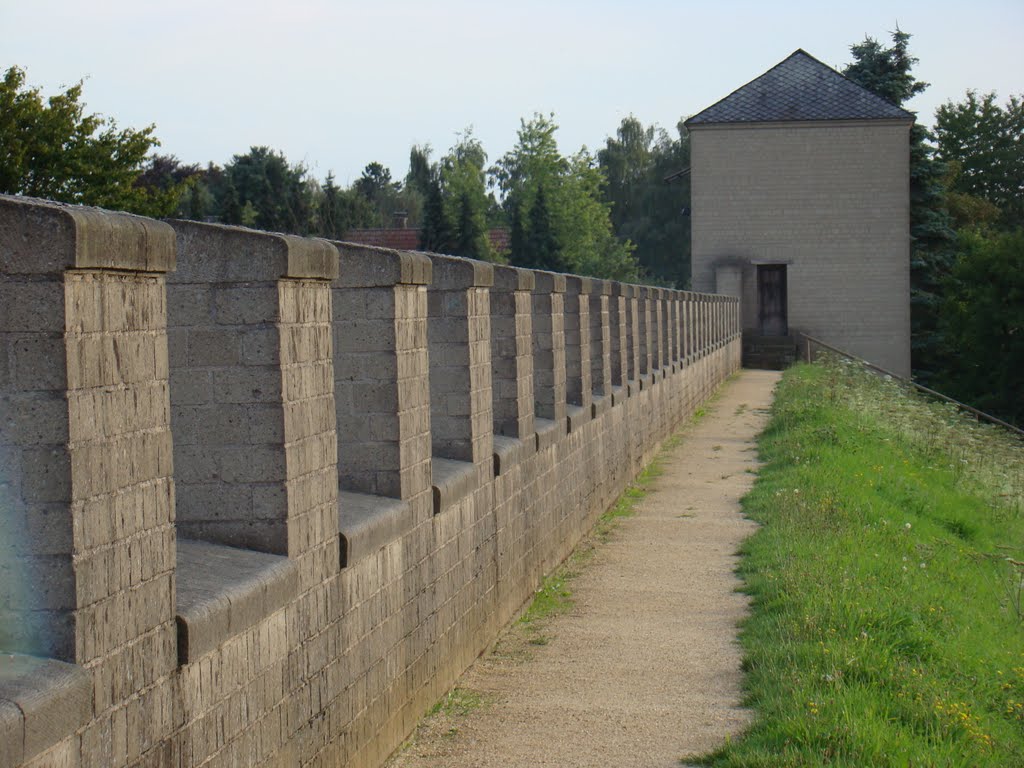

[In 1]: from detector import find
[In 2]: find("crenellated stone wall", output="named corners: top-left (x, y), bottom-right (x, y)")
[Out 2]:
top-left (0, 195), bottom-right (742, 768)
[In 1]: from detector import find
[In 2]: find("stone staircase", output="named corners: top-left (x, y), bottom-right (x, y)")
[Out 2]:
top-left (743, 333), bottom-right (798, 370)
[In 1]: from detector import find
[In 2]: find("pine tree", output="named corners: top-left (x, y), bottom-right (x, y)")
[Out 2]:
top-left (521, 184), bottom-right (563, 271)
top-left (843, 29), bottom-right (954, 383)
top-left (420, 176), bottom-right (452, 253)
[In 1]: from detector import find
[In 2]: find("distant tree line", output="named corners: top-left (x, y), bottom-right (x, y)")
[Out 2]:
top-left (1, 45), bottom-right (1020, 423)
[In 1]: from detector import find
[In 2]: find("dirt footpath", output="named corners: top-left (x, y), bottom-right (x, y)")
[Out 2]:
top-left (387, 370), bottom-right (781, 768)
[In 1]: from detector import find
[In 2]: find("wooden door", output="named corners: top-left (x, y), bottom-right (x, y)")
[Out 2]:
top-left (757, 265), bottom-right (787, 336)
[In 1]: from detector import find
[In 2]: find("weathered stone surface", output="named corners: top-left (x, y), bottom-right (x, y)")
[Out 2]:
top-left (0, 654), bottom-right (92, 764)
top-left (170, 220), bottom-right (338, 282)
top-left (175, 538), bottom-right (298, 663)
top-left (338, 491), bottom-right (411, 567)
top-left (334, 242), bottom-right (431, 287)
top-left (0, 195), bottom-right (175, 274)
top-left (1, 198), bottom-right (741, 768)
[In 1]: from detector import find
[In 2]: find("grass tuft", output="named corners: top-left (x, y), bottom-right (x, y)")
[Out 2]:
top-left (693, 358), bottom-right (1024, 767)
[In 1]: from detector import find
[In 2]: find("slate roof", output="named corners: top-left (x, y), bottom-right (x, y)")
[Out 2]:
top-left (685, 49), bottom-right (914, 127)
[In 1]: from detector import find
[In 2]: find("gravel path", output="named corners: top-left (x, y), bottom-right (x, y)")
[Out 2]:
top-left (388, 370), bottom-right (781, 768)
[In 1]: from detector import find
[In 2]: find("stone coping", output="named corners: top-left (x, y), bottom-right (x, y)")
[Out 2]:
top-left (175, 539), bottom-right (298, 664)
top-left (566, 404), bottom-right (590, 434)
top-left (590, 393), bottom-right (613, 419)
top-left (534, 417), bottom-right (562, 452)
top-left (431, 458), bottom-right (478, 516)
top-left (338, 491), bottom-right (412, 567)
top-left (610, 384), bottom-right (627, 407)
top-left (0, 194), bottom-right (175, 274)
top-left (0, 653), bottom-right (92, 766)
top-left (333, 242), bottom-right (431, 287)
top-left (492, 435), bottom-right (534, 477)
top-left (170, 219), bottom-right (337, 282)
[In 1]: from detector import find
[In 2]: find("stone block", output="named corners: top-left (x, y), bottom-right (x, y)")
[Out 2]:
top-left (429, 254), bottom-right (493, 289)
top-left (175, 538), bottom-right (298, 663)
top-left (0, 654), bottom-right (92, 763)
top-left (333, 242), bottom-right (431, 287)
top-left (170, 220), bottom-right (337, 283)
top-left (0, 195), bottom-right (175, 274)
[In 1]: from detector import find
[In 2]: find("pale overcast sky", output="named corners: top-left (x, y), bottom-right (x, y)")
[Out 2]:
top-left (2, 1), bottom-right (1021, 185)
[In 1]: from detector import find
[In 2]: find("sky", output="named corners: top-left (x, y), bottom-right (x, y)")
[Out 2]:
top-left (2, 0), bottom-right (1022, 186)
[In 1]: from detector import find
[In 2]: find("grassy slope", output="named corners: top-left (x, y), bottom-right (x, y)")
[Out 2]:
top-left (697, 360), bottom-right (1024, 767)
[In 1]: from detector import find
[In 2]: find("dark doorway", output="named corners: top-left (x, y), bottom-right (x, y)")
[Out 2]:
top-left (757, 264), bottom-right (788, 336)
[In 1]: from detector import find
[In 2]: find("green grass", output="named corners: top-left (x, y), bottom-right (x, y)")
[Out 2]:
top-left (692, 358), bottom-right (1024, 767)
top-left (427, 687), bottom-right (490, 718)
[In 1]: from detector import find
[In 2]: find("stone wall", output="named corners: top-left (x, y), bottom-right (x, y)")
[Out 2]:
top-left (0, 195), bottom-right (742, 768)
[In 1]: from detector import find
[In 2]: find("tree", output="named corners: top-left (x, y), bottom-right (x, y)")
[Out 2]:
top-left (419, 174), bottom-right (453, 253)
top-left (599, 116), bottom-right (692, 286)
top-left (842, 30), bottom-right (955, 384)
top-left (406, 144), bottom-right (433, 198)
top-left (354, 162), bottom-right (397, 204)
top-left (492, 113), bottom-right (639, 280)
top-left (522, 184), bottom-right (562, 270)
top-left (935, 91), bottom-right (1024, 230)
top-left (222, 147), bottom-right (314, 233)
top-left (438, 130), bottom-right (494, 261)
top-left (938, 229), bottom-right (1024, 425)
top-left (318, 172), bottom-right (344, 239)
top-left (0, 65), bottom-right (178, 216)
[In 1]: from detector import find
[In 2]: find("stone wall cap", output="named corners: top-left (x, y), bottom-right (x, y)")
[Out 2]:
top-left (338, 491), bottom-right (413, 567)
top-left (533, 270), bottom-right (566, 294)
top-left (0, 653), bottom-right (93, 764)
top-left (333, 241), bottom-right (431, 287)
top-left (176, 538), bottom-right (299, 663)
top-left (611, 283), bottom-right (636, 298)
top-left (492, 264), bottom-right (535, 292)
top-left (563, 275), bottom-right (596, 295)
top-left (427, 253), bottom-right (494, 288)
top-left (169, 219), bottom-right (338, 282)
top-left (0, 194), bottom-right (175, 274)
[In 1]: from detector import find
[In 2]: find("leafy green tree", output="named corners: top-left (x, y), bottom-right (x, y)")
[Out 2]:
top-left (842, 30), bottom-right (955, 384)
top-left (406, 144), bottom-right (433, 198)
top-left (938, 229), bottom-right (1024, 425)
top-left (935, 91), bottom-right (1024, 230)
top-left (522, 184), bottom-right (563, 270)
top-left (439, 130), bottom-right (494, 261)
top-left (0, 65), bottom-right (179, 216)
top-left (599, 116), bottom-right (691, 286)
top-left (354, 162), bottom-right (397, 204)
top-left (223, 146), bottom-right (314, 233)
top-left (352, 160), bottom-right (423, 229)
top-left (419, 175), bottom-right (453, 253)
top-left (492, 113), bottom-right (638, 280)
top-left (318, 172), bottom-right (344, 239)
